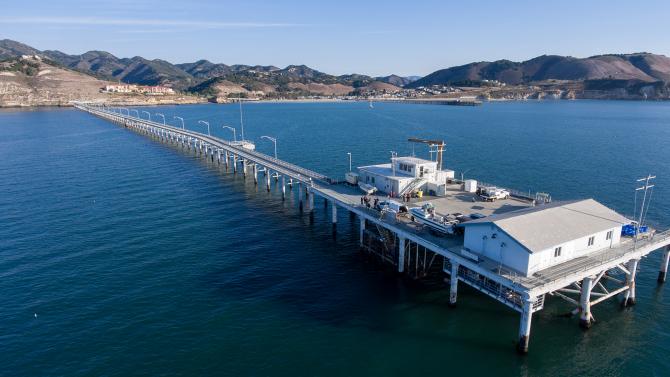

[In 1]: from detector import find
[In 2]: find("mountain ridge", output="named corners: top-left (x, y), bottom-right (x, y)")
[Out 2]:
top-left (407, 53), bottom-right (670, 88)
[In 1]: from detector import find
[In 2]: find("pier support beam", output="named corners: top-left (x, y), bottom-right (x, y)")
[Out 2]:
top-left (331, 202), bottom-right (337, 224)
top-left (359, 217), bottom-right (365, 246)
top-left (298, 183), bottom-right (303, 211)
top-left (622, 258), bottom-right (639, 307)
top-left (224, 151), bottom-right (229, 169)
top-left (266, 169), bottom-right (271, 191)
top-left (449, 261), bottom-right (459, 307)
top-left (517, 295), bottom-right (534, 354)
top-left (580, 277), bottom-right (594, 329)
top-left (659, 246), bottom-right (670, 284)
top-left (308, 190), bottom-right (314, 212)
top-left (281, 176), bottom-right (286, 200)
top-left (253, 164), bottom-right (258, 185)
top-left (232, 155), bottom-right (237, 174)
top-left (398, 237), bottom-right (406, 273)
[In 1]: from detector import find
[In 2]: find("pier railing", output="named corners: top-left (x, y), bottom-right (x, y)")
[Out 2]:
top-left (513, 229), bottom-right (670, 291)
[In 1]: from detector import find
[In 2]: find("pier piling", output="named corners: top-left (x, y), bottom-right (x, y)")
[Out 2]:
top-left (449, 262), bottom-right (459, 307)
top-left (517, 296), bottom-right (534, 354)
top-left (398, 237), bottom-right (406, 273)
top-left (659, 246), bottom-right (670, 283)
top-left (622, 259), bottom-right (639, 307)
top-left (580, 277), bottom-right (594, 328)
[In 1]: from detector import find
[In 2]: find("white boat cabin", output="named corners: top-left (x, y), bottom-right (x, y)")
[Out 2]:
top-left (358, 156), bottom-right (454, 196)
top-left (459, 199), bottom-right (629, 277)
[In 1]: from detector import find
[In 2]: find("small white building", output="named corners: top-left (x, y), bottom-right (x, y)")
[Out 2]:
top-left (459, 199), bottom-right (629, 277)
top-left (358, 156), bottom-right (454, 196)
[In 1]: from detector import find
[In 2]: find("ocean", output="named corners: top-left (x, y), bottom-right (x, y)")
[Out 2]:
top-left (1, 100), bottom-right (669, 376)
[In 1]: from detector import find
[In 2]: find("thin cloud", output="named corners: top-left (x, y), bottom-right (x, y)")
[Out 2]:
top-left (0, 16), bottom-right (301, 28)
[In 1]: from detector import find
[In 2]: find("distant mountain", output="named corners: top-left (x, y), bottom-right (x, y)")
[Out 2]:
top-left (175, 60), bottom-right (279, 79)
top-left (0, 39), bottom-right (41, 59)
top-left (407, 53), bottom-right (670, 88)
top-left (0, 39), bottom-right (400, 96)
top-left (376, 74), bottom-right (420, 87)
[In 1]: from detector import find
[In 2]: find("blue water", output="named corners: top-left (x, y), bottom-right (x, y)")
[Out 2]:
top-left (1, 101), bottom-right (669, 376)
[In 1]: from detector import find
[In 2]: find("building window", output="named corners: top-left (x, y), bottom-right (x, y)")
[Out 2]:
top-left (606, 231), bottom-right (613, 240)
top-left (554, 247), bottom-right (562, 257)
top-left (588, 236), bottom-right (595, 246)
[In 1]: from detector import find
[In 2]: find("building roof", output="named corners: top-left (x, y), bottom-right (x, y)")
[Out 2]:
top-left (462, 199), bottom-right (629, 253)
top-left (395, 156), bottom-right (435, 165)
top-left (358, 163), bottom-right (415, 181)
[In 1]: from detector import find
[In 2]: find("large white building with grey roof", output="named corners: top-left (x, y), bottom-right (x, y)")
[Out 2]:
top-left (460, 199), bottom-right (630, 276)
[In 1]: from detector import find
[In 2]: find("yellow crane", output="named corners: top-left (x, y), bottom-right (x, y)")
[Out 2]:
top-left (407, 137), bottom-right (446, 170)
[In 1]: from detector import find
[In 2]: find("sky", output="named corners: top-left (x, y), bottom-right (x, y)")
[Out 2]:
top-left (1, 0), bottom-right (669, 77)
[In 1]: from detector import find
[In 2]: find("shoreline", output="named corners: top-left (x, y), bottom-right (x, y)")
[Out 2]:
top-left (2, 97), bottom-right (669, 109)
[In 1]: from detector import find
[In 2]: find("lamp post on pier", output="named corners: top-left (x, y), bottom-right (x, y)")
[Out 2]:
top-left (198, 120), bottom-right (211, 135)
top-left (347, 152), bottom-right (352, 172)
top-left (130, 109), bottom-right (139, 118)
top-left (155, 113), bottom-right (166, 125)
top-left (261, 135), bottom-right (277, 159)
top-left (222, 125), bottom-right (237, 141)
top-left (174, 116), bottom-right (184, 129)
top-left (141, 111), bottom-right (151, 120)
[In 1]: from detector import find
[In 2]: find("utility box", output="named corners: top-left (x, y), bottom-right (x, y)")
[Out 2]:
top-left (464, 179), bottom-right (477, 193)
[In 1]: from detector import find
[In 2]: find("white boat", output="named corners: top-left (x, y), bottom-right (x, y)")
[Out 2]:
top-left (358, 182), bottom-right (377, 195)
top-left (410, 203), bottom-right (456, 235)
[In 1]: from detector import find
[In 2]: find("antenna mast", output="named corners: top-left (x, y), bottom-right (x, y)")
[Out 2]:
top-left (634, 174), bottom-right (656, 246)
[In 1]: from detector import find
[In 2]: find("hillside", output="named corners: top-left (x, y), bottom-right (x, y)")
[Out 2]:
top-left (407, 53), bottom-right (670, 88)
top-left (0, 55), bottom-right (205, 107)
top-left (0, 40), bottom-right (404, 98)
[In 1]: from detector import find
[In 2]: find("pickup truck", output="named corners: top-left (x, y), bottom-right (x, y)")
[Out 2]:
top-left (478, 186), bottom-right (510, 201)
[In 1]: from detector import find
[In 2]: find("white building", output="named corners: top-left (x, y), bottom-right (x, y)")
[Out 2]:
top-left (358, 156), bottom-right (454, 196)
top-left (459, 199), bottom-right (629, 277)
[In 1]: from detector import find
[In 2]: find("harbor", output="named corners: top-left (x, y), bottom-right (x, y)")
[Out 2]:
top-left (73, 101), bottom-right (670, 354)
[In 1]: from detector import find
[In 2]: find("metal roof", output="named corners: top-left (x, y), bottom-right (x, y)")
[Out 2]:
top-left (462, 199), bottom-right (630, 253)
top-left (395, 156), bottom-right (434, 165)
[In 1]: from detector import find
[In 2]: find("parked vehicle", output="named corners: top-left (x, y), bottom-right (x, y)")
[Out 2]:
top-left (478, 186), bottom-right (510, 201)
top-left (358, 182), bottom-right (377, 195)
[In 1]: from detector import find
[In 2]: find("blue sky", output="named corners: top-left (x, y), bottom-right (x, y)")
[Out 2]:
top-left (1, 0), bottom-right (669, 76)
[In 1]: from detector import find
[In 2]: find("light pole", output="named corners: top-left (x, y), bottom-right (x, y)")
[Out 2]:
top-left (141, 111), bottom-right (151, 120)
top-left (460, 168), bottom-right (474, 182)
top-left (155, 113), bottom-right (165, 125)
top-left (198, 120), bottom-right (211, 135)
top-left (390, 151), bottom-right (397, 176)
top-left (130, 109), bottom-right (139, 118)
top-left (174, 116), bottom-right (184, 129)
top-left (261, 135), bottom-right (277, 159)
top-left (222, 125), bottom-right (237, 141)
top-left (347, 152), bottom-right (352, 172)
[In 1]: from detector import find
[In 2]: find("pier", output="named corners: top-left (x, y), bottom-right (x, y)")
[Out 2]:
top-left (74, 102), bottom-right (670, 353)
